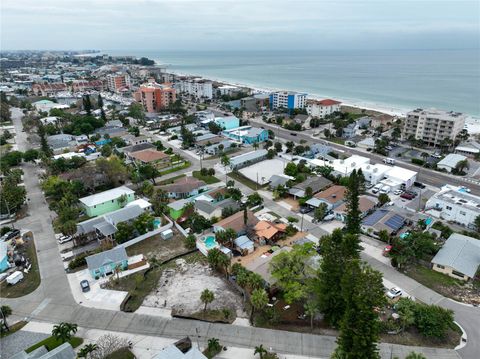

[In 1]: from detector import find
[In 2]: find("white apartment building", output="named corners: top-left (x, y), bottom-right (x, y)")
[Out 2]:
top-left (402, 108), bottom-right (466, 147)
top-left (306, 99), bottom-right (341, 118)
top-left (426, 185), bottom-right (480, 230)
top-left (269, 91), bottom-right (307, 110)
top-left (174, 78), bottom-right (213, 100)
top-left (106, 73), bottom-right (131, 93)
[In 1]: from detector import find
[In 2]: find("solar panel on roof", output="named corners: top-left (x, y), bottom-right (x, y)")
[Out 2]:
top-left (384, 214), bottom-right (405, 231)
top-left (362, 209), bottom-right (388, 226)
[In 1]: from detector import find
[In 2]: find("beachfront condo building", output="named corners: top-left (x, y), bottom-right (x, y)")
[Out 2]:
top-left (306, 99), bottom-right (341, 118)
top-left (107, 73), bottom-right (131, 93)
top-left (174, 77), bottom-right (213, 100)
top-left (402, 108), bottom-right (466, 147)
top-left (134, 81), bottom-right (176, 113)
top-left (269, 91), bottom-right (307, 111)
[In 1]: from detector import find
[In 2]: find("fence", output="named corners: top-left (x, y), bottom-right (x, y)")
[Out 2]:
top-left (118, 215), bottom-right (173, 249)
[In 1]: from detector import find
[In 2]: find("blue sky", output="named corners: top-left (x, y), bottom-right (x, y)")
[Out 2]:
top-left (1, 0), bottom-right (479, 51)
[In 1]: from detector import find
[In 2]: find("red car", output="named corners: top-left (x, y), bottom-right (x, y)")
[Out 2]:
top-left (383, 245), bottom-right (393, 256)
top-left (400, 192), bottom-right (415, 200)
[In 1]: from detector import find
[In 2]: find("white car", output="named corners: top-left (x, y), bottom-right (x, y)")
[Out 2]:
top-left (58, 235), bottom-right (72, 244)
top-left (393, 189), bottom-right (403, 195)
top-left (386, 287), bottom-right (403, 299)
top-left (323, 214), bottom-right (335, 221)
top-left (380, 185), bottom-right (391, 194)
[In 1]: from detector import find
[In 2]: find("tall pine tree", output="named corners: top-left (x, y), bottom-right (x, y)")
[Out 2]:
top-left (83, 94), bottom-right (92, 116)
top-left (333, 260), bottom-right (386, 359)
top-left (97, 94), bottom-right (106, 122)
top-left (344, 169), bottom-right (364, 235)
top-left (315, 229), bottom-right (360, 327)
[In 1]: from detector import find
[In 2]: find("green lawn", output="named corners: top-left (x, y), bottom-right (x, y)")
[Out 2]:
top-left (227, 171), bottom-right (265, 190)
top-left (158, 174), bottom-right (186, 185)
top-left (26, 336), bottom-right (83, 353)
top-left (0, 239), bottom-right (41, 298)
top-left (0, 320), bottom-right (28, 338)
top-left (159, 161), bottom-right (191, 176)
top-left (327, 138), bottom-right (345, 145)
top-left (105, 348), bottom-right (135, 359)
top-left (192, 171), bottom-right (221, 184)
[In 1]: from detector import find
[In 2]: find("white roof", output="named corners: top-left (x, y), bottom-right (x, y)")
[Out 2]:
top-left (437, 154), bottom-right (468, 168)
top-left (126, 198), bottom-right (152, 210)
top-left (79, 186), bottom-right (134, 207)
top-left (385, 166), bottom-right (417, 182)
top-left (53, 152), bottom-right (86, 160)
top-left (456, 146), bottom-right (480, 154)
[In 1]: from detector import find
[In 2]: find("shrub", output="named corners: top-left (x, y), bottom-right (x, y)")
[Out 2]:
top-left (411, 158), bottom-right (425, 166)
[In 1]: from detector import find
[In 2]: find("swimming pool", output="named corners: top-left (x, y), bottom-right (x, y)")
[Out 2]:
top-left (153, 218), bottom-right (161, 229)
top-left (203, 236), bottom-right (218, 249)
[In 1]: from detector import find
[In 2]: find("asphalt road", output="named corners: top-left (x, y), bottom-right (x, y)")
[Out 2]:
top-left (247, 116), bottom-right (480, 196)
top-left (0, 109), bottom-right (473, 358)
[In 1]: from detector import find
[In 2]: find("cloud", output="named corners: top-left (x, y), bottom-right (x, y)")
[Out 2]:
top-left (1, 0), bottom-right (478, 50)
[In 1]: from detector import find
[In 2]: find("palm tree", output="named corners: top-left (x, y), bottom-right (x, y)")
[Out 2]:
top-left (304, 300), bottom-right (317, 331)
top-left (216, 251), bottom-right (231, 278)
top-left (78, 343), bottom-right (97, 358)
top-left (250, 288), bottom-right (269, 324)
top-left (420, 152), bottom-right (429, 165)
top-left (221, 154), bottom-right (230, 183)
top-left (253, 141), bottom-right (259, 150)
top-left (455, 159), bottom-right (469, 173)
top-left (0, 305), bottom-right (12, 331)
top-left (51, 322), bottom-right (78, 343)
top-left (254, 344), bottom-right (268, 359)
top-left (200, 289), bottom-right (215, 312)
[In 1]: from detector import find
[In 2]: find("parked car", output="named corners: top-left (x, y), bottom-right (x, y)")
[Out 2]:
top-left (80, 280), bottom-right (90, 292)
top-left (413, 182), bottom-right (426, 189)
top-left (58, 235), bottom-right (72, 244)
top-left (459, 186), bottom-right (471, 193)
top-left (386, 287), bottom-right (403, 299)
top-left (400, 192), bottom-right (415, 200)
top-left (365, 183), bottom-right (374, 189)
top-left (372, 184), bottom-right (383, 194)
top-left (385, 146), bottom-right (393, 151)
top-left (383, 158), bottom-right (395, 165)
top-left (290, 133), bottom-right (297, 136)
top-left (299, 206), bottom-right (313, 214)
top-left (1, 229), bottom-right (21, 242)
top-left (393, 189), bottom-right (403, 195)
top-left (380, 185), bottom-right (391, 194)
top-left (383, 245), bottom-right (393, 256)
top-left (323, 213), bottom-right (335, 221)
top-left (431, 153), bottom-right (442, 159)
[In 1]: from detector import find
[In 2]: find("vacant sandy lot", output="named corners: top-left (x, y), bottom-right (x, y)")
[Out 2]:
top-left (143, 259), bottom-right (247, 317)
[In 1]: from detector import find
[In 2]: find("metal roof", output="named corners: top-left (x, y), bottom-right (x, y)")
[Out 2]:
top-left (432, 233), bottom-right (480, 278)
top-left (230, 149), bottom-right (268, 166)
top-left (86, 246), bottom-right (127, 271)
top-left (437, 154), bottom-right (468, 168)
top-left (79, 186), bottom-right (134, 207)
top-left (234, 235), bottom-right (254, 249)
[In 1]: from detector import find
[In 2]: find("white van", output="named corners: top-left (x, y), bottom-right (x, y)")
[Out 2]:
top-left (6, 271), bottom-right (24, 285)
top-left (372, 184), bottom-right (383, 194)
top-left (380, 185), bottom-right (391, 194)
top-left (383, 158), bottom-right (395, 165)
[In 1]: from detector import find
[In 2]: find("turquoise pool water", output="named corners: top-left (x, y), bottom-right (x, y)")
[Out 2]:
top-left (400, 232), bottom-right (410, 239)
top-left (425, 218), bottom-right (433, 226)
top-left (153, 219), bottom-right (161, 229)
top-left (203, 236), bottom-right (217, 249)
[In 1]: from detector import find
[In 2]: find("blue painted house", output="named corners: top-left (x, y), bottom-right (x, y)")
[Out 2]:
top-left (85, 246), bottom-right (128, 278)
top-left (223, 126), bottom-right (268, 145)
top-left (214, 115), bottom-right (240, 130)
top-left (0, 242), bottom-right (10, 273)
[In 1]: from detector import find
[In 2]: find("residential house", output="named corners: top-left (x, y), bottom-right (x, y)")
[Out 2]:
top-left (306, 99), bottom-right (341, 118)
top-left (94, 126), bottom-right (128, 138)
top-left (47, 134), bottom-right (76, 154)
top-left (204, 140), bottom-right (234, 155)
top-left (213, 210), bottom-right (259, 235)
top-left (195, 133), bottom-right (223, 147)
top-left (222, 126), bottom-right (269, 145)
top-left (268, 174), bottom-right (292, 189)
top-left (166, 123), bottom-right (197, 136)
top-left (289, 176), bottom-right (333, 198)
top-left (356, 137), bottom-right (376, 150)
top-left (0, 242), bottom-right (10, 273)
top-left (234, 235), bottom-right (255, 255)
top-left (214, 115), bottom-right (240, 130)
top-left (431, 233), bottom-right (480, 281)
top-left (11, 342), bottom-right (76, 359)
top-left (306, 185), bottom-right (346, 210)
top-left (86, 246), bottom-right (128, 278)
top-left (229, 149), bottom-right (268, 170)
top-left (129, 149), bottom-right (171, 169)
top-left (121, 134), bottom-right (150, 146)
top-left (371, 114), bottom-right (395, 129)
top-left (195, 198), bottom-right (240, 220)
top-left (254, 221), bottom-right (287, 244)
top-left (455, 141), bottom-right (480, 158)
top-left (32, 99), bottom-right (69, 113)
top-left (342, 117), bottom-right (371, 138)
top-left (117, 142), bottom-right (156, 157)
top-left (79, 186), bottom-right (135, 217)
top-left (77, 203), bottom-right (150, 242)
top-left (425, 185), bottom-right (479, 229)
top-left (152, 342), bottom-right (207, 359)
top-left (39, 116), bottom-right (59, 125)
top-left (159, 177), bottom-right (207, 199)
top-left (334, 196), bottom-right (377, 222)
top-left (240, 94), bottom-right (269, 112)
top-left (437, 154), bottom-right (468, 173)
top-left (361, 209), bottom-right (405, 236)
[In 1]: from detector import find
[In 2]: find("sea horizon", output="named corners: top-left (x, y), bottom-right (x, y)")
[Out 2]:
top-left (107, 49), bottom-right (480, 119)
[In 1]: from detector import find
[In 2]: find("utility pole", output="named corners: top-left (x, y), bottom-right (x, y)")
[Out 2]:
top-left (301, 212), bottom-right (304, 232)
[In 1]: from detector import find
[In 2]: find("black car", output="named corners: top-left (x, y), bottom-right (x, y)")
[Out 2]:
top-left (80, 280), bottom-right (90, 292)
top-left (290, 132), bottom-right (298, 136)
top-left (299, 206), bottom-right (313, 214)
top-left (1, 229), bottom-right (20, 241)
top-left (413, 182), bottom-right (426, 189)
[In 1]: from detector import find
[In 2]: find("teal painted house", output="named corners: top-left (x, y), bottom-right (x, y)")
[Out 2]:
top-left (223, 126), bottom-right (269, 145)
top-left (79, 186), bottom-right (135, 217)
top-left (0, 242), bottom-right (10, 273)
top-left (86, 246), bottom-right (128, 279)
top-left (214, 115), bottom-right (240, 130)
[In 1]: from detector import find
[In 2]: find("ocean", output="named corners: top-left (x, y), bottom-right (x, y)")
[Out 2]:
top-left (109, 49), bottom-right (480, 117)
